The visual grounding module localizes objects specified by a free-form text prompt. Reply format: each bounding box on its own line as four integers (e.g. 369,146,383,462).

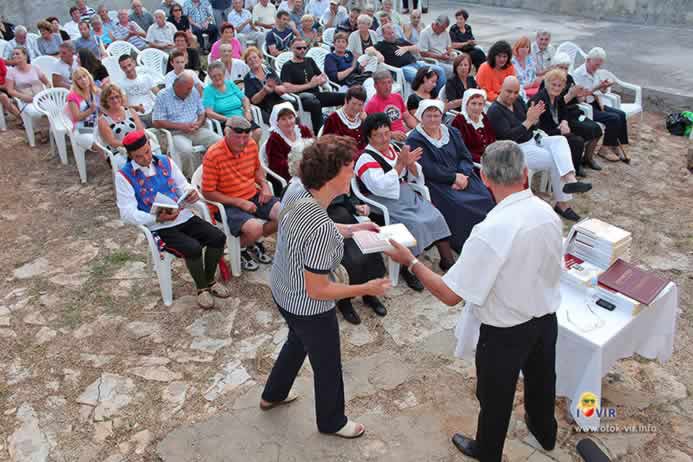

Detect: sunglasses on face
231,127,251,134
294,46,307,50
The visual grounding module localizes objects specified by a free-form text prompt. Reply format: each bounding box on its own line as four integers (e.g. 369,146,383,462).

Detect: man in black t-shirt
279,38,345,131
375,23,446,90
449,8,486,70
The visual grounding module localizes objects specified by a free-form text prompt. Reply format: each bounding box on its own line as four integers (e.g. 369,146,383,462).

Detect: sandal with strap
334,420,366,439
259,391,299,411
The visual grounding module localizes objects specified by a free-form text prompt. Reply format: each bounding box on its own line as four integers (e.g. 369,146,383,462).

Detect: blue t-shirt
202,80,245,117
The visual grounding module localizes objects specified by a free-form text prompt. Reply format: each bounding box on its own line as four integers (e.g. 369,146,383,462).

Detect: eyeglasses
294,46,307,50
231,127,251,134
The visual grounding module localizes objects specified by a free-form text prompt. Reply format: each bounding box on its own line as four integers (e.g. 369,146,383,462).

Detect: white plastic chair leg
73,146,88,183
53,130,69,164
22,114,36,147
229,235,241,277
388,257,400,287
158,253,174,306
0,110,6,131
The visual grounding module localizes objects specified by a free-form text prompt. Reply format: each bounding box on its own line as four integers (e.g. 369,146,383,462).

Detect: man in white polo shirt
146,9,178,51
418,14,454,75
386,140,562,462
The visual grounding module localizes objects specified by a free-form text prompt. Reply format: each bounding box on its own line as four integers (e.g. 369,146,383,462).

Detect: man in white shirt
146,10,178,50
63,6,83,40
3,26,40,63
320,0,347,28
52,42,78,89
386,140,562,462
118,54,160,124
115,130,231,309
252,0,277,31
228,0,265,48
531,30,555,77
418,15,454,74
306,0,330,20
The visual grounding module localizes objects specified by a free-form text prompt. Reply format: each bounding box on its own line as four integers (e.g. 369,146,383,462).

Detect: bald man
487,76,591,222
153,71,222,176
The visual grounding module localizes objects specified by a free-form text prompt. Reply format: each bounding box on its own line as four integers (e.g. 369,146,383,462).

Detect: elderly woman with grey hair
347,14,378,57
282,138,388,324
572,47,630,163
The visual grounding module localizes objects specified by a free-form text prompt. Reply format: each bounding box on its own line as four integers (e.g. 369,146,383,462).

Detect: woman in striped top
261,135,391,439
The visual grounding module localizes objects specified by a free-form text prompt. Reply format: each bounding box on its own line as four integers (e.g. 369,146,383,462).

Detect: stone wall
463,0,693,27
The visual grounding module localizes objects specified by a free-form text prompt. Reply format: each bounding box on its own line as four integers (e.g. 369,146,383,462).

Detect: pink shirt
6,65,45,91
209,38,243,61
364,92,407,133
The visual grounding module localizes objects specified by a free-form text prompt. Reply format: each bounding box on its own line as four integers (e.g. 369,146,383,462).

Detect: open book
352,223,417,254
149,190,193,216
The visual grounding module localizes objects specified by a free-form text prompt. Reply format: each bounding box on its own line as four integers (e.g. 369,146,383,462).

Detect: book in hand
352,223,417,254
597,258,669,306
149,190,193,216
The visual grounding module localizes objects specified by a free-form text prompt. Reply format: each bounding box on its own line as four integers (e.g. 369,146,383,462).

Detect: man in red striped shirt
202,116,279,271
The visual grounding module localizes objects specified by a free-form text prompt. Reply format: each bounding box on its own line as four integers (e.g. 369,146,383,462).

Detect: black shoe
554,205,581,222
524,413,556,451
562,181,592,194
451,433,481,459
363,295,387,316
400,268,424,292
337,299,361,325
583,157,602,170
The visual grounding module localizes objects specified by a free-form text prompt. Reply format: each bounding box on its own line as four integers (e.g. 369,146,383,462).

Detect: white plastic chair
306,47,341,91
599,69,644,139
555,42,587,72
0,40,7,60
382,63,410,100
32,88,69,160
191,166,242,277
273,51,294,75
259,141,288,191
137,48,168,78
102,56,126,83
322,27,336,47
32,56,59,84
107,40,140,59
263,41,278,69
61,116,94,183
349,148,431,287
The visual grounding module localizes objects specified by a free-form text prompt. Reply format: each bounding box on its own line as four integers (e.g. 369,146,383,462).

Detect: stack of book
562,253,604,289
596,259,669,316
565,218,632,269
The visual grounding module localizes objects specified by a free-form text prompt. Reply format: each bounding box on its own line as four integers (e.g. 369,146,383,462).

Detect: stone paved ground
1,110,691,461
0,116,691,459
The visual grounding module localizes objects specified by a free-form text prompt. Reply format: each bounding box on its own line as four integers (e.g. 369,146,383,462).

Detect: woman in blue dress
406,99,495,253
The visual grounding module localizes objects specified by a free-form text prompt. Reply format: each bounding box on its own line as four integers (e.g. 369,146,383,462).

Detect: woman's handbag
278,196,349,285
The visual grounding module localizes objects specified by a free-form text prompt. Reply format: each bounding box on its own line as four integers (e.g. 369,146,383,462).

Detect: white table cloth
453,282,678,430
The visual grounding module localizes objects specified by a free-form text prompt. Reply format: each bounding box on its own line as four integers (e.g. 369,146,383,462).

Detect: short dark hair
173,31,189,44
487,40,513,69
170,49,186,61
455,8,469,20
220,22,235,34
351,7,361,14
79,19,91,27
345,85,367,103
411,66,439,96
362,113,391,142
299,135,356,190
69,6,80,15
118,53,134,64
45,16,59,23
277,10,289,20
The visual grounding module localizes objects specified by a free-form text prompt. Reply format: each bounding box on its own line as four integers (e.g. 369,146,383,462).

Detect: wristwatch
407,257,419,273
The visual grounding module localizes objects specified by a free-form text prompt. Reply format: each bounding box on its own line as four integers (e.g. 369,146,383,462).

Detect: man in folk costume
115,131,231,309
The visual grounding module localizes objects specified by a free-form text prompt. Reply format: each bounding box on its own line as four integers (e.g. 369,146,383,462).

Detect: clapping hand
398,145,422,167
526,101,545,125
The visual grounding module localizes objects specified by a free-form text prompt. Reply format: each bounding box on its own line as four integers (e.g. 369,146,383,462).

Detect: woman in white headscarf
451,89,497,164
406,99,495,253
265,101,314,183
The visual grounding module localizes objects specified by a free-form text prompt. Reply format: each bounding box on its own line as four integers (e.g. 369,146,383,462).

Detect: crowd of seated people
0,0,639,309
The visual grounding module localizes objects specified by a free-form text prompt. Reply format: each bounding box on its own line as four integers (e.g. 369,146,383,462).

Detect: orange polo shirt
202,137,260,214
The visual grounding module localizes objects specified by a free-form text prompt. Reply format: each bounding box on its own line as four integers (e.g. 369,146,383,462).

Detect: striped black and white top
271,180,344,316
